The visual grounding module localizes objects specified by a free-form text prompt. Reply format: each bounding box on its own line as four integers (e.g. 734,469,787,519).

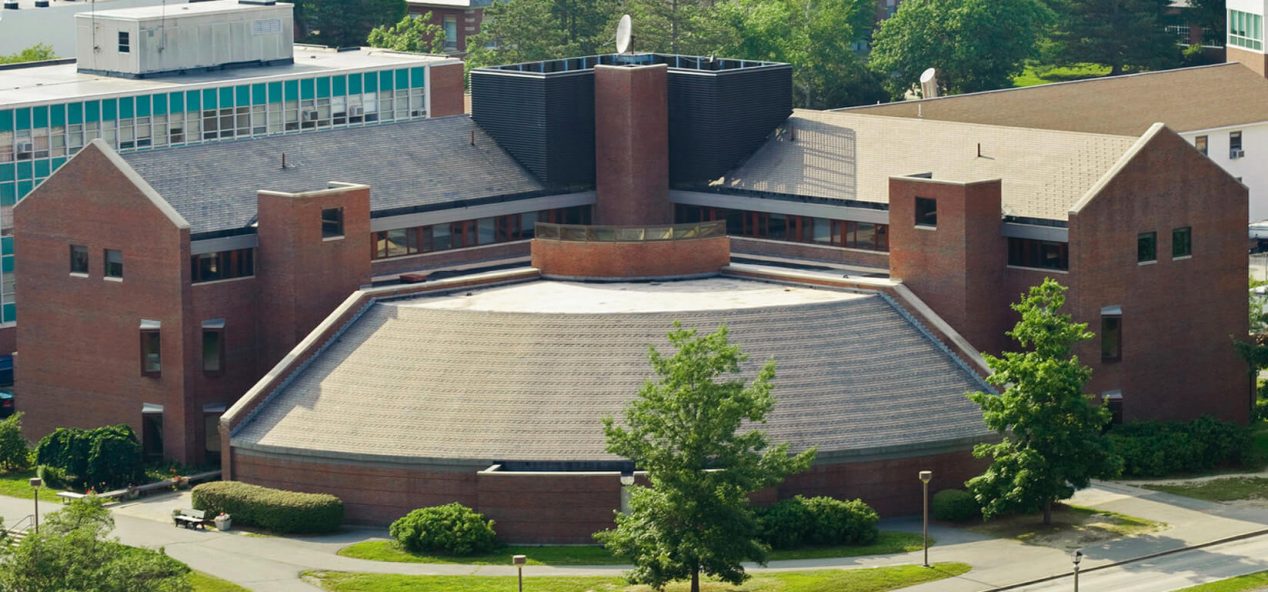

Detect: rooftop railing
535,221,726,242
477,53,788,75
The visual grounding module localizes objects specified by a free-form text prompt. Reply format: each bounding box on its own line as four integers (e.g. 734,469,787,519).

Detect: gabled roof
121,117,548,236
716,110,1137,221
840,63,1268,135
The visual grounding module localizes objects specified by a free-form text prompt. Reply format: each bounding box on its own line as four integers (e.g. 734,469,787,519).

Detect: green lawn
1144,477,1268,502
190,571,251,592
306,562,971,592
337,531,925,566
1175,570,1268,591
1013,63,1110,87
0,469,64,503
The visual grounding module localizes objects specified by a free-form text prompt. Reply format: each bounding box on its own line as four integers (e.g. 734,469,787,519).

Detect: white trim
1070,123,1167,216
68,272,89,279
1172,255,1192,261
104,276,123,283
1138,260,1157,266
1006,265,1069,275
191,275,255,287
1101,305,1122,316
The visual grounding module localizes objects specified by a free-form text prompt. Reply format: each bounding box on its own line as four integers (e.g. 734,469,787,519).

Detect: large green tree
0,498,192,591
466,0,618,68
869,0,1052,97
293,0,407,48
1047,0,1180,75
0,44,57,65
967,279,1122,525
368,13,446,54
597,324,815,592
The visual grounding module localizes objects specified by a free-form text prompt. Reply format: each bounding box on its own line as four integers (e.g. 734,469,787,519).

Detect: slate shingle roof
232,285,993,465
718,110,1137,221
121,117,547,236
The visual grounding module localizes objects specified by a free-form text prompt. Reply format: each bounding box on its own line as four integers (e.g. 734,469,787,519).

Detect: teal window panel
395,69,409,89
50,157,66,172
170,92,185,113
34,160,49,178
411,67,425,88
4,303,15,324
379,70,393,90
14,108,30,130
152,94,166,115
349,73,362,94
316,76,330,98
69,102,84,125
332,75,346,96
251,83,266,104
268,81,283,103
119,96,134,119
84,101,99,123
0,110,10,133
284,79,298,100
0,165,12,182
301,78,315,100
188,90,202,111
365,72,378,91
137,95,151,117
1,237,11,255
235,85,249,105
220,86,233,107
0,184,12,205
203,89,217,109
33,106,48,129
2,256,12,273
17,180,33,199
50,104,65,127
102,99,117,121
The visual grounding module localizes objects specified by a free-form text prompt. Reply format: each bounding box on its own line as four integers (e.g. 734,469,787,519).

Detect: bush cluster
34,425,143,490
1109,416,1251,477
0,412,30,472
931,489,980,522
756,496,879,550
389,503,497,555
191,481,344,534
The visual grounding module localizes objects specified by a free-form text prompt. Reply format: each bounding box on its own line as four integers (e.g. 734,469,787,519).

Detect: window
1007,238,1069,270
190,249,255,283
1231,131,1244,158
1137,232,1156,263
140,322,161,377
1230,9,1263,50
914,197,937,228
202,322,224,375
443,16,459,51
69,245,88,275
1104,391,1124,425
1101,311,1122,363
1172,226,1192,258
321,208,344,239
104,249,124,279
118,31,130,53
1195,135,1208,156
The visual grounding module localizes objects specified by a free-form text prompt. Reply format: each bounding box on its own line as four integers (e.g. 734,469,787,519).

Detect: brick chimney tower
593,63,672,225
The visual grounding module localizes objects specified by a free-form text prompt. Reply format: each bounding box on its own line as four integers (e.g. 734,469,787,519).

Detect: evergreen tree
1048,0,1181,75
293,0,407,48
466,0,619,68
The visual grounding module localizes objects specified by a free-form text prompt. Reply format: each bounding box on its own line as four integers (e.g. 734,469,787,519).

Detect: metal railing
534,221,726,242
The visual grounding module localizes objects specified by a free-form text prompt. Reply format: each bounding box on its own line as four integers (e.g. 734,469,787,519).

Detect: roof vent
34,0,48,6
2,1,18,9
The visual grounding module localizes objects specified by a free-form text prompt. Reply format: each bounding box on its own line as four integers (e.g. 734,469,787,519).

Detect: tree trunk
1110,63,1123,76
691,567,700,592
1043,499,1052,526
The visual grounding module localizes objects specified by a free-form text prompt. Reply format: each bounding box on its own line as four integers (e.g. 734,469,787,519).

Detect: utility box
75,0,293,78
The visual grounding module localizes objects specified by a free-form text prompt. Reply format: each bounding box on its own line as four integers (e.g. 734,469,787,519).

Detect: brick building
406,0,490,55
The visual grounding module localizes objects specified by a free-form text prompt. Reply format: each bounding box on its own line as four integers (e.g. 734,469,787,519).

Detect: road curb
982,528,1268,591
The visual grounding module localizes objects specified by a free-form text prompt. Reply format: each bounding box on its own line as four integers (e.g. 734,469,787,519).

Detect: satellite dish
616,14,632,54
919,67,939,98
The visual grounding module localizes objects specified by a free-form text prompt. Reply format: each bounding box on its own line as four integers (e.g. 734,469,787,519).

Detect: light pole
619,472,635,514
1072,549,1083,592
918,470,932,568
513,554,526,592
29,476,42,534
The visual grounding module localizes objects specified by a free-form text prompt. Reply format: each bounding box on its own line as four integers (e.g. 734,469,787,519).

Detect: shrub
37,464,71,489
1255,396,1268,423
35,427,92,481
757,496,879,549
0,412,30,472
192,481,343,534
757,498,814,550
1110,417,1252,477
85,425,143,490
389,503,497,555
931,489,980,522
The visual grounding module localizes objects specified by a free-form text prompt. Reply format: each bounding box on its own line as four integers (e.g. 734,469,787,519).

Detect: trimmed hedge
1109,416,1251,477
931,489,980,522
389,503,497,555
757,496,879,549
191,481,343,534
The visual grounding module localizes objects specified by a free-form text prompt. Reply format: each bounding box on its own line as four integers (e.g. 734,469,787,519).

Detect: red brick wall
476,472,621,544
429,62,466,118
406,5,484,54
532,236,730,279
371,241,529,277
1227,47,1268,78
1068,129,1250,423
0,326,15,357
730,237,890,270
256,185,371,367
594,65,672,226
889,178,1010,354
186,277,263,462
782,450,987,516
14,142,195,460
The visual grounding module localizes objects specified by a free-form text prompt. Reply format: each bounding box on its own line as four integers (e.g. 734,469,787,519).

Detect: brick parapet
531,235,730,279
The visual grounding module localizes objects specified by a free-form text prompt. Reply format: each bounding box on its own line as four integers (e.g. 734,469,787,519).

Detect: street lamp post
29,476,42,534
918,470,932,568
513,554,527,592
1072,549,1083,592
619,472,635,514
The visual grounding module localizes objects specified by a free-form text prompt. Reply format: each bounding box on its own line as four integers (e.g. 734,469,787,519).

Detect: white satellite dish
919,67,939,98
616,14,632,54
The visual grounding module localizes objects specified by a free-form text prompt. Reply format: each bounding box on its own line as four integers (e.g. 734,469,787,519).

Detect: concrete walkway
1,479,1265,591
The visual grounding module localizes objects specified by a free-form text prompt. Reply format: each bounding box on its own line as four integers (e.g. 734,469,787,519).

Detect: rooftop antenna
615,14,632,54
919,67,939,99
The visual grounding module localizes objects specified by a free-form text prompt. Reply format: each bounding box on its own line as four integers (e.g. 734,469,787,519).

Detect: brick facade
405,4,485,55
532,235,730,279
594,65,672,226
428,63,466,118
1228,46,1268,78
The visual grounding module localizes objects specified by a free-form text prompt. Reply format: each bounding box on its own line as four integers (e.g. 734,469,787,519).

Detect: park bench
56,489,129,504
173,509,207,529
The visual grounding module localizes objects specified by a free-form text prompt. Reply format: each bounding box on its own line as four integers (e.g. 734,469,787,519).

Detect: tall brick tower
593,64,672,225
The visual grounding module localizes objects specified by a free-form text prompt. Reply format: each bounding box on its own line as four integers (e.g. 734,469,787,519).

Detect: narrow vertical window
202,320,225,375
1137,232,1156,263
1101,310,1122,363
118,31,130,53
140,321,161,377
1172,226,1192,258
104,249,124,278
321,207,344,239
1194,135,1208,156
69,244,89,275
1231,131,1244,158
914,197,937,228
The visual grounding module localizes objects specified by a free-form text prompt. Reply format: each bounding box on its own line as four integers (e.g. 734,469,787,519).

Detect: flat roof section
0,46,454,108
85,0,286,19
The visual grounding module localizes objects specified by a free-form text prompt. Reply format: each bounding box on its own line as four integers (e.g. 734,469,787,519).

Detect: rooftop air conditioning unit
349,106,364,117
303,110,319,122
1232,149,1246,159
15,142,33,156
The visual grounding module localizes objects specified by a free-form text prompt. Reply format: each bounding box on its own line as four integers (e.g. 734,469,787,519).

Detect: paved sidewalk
1,479,1265,591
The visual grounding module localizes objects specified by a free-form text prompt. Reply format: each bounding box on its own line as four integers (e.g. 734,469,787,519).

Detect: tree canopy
869,0,1053,98
597,323,815,592
0,44,57,65
966,279,1122,524
368,13,446,54
1046,0,1180,75
293,0,406,48
466,0,617,68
